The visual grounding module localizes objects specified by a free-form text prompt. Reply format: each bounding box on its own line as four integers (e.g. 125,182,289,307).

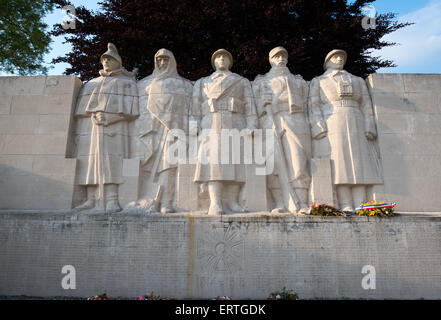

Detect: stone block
0,155,34,176
1,213,441,299
0,158,77,210
403,92,441,114
412,113,441,134
32,156,78,176
11,94,76,115
0,134,34,155
378,133,441,156
377,112,441,135
371,92,417,114
376,113,416,135
0,77,17,96
403,74,441,92
380,155,440,179
44,76,83,96
382,177,441,212
0,196,65,210
0,95,12,114
0,135,68,156
10,95,46,114
13,76,47,95
0,115,39,134
366,74,405,93
310,158,334,206
37,115,70,135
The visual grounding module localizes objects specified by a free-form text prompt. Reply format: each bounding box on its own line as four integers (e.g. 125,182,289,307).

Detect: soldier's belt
208,98,244,113
327,100,359,108
272,103,304,114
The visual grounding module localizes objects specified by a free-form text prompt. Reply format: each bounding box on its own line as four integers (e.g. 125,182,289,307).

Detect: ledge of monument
1,210,441,222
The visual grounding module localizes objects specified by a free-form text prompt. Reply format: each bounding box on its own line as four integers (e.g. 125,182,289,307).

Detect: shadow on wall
0,162,76,210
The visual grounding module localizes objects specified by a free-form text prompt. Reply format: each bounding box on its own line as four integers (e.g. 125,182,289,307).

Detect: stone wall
367,74,441,212
0,212,440,299
1,74,441,212
0,76,82,210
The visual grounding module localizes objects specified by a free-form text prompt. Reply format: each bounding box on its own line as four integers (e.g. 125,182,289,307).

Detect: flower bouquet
267,287,299,300
306,203,346,216
138,292,173,300
355,201,397,217
213,296,233,300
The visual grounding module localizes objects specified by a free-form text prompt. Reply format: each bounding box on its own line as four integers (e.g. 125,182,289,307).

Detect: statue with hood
136,48,193,214
73,43,139,213
191,49,258,216
309,49,383,212
252,46,320,214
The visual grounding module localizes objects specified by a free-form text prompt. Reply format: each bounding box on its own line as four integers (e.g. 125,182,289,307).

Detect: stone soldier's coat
137,49,193,174
253,67,312,189
309,69,382,185
192,70,258,183
74,69,139,185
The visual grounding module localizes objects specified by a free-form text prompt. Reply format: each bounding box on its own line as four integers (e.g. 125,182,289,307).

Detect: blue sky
25,0,441,75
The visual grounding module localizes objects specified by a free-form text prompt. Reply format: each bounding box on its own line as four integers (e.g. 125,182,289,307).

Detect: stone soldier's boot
74,186,96,211
105,184,122,213
270,187,286,214
208,182,224,215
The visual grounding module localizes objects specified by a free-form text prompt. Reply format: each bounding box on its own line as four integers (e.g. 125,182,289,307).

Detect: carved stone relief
71,45,383,214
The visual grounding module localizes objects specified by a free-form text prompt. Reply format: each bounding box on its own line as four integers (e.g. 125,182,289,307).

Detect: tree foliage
51,0,410,82
0,0,54,75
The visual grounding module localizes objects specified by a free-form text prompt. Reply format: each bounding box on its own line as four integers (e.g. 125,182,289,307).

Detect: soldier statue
74,43,139,213
191,49,258,215
136,48,193,213
309,49,382,211
253,47,321,213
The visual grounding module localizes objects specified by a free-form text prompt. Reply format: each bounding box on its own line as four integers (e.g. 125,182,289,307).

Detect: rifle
93,113,106,211
265,101,301,213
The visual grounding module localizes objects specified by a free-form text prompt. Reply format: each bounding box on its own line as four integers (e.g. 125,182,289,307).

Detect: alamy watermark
361,5,377,30
164,121,275,176
61,265,76,290
361,265,376,290
61,5,76,30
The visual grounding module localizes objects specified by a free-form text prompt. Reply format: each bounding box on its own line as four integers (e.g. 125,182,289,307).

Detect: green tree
52,0,410,81
0,0,54,75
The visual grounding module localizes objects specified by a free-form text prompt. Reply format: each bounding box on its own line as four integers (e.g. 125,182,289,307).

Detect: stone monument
1,44,441,300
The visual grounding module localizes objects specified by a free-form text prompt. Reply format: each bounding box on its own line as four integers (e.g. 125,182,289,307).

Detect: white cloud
374,0,441,71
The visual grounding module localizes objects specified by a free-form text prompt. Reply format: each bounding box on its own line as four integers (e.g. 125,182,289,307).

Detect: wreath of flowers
307,203,346,216
355,201,397,217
